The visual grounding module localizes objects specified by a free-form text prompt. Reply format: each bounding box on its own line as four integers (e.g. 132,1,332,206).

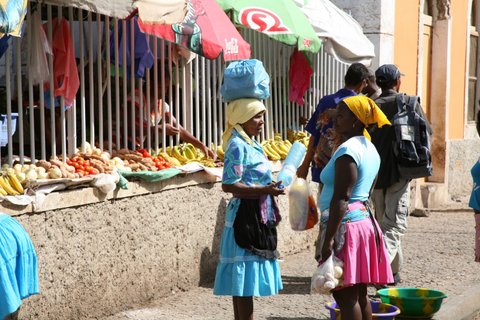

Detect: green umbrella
217,0,322,53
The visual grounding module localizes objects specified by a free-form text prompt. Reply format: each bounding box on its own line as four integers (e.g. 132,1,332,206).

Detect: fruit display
0,171,24,196
287,128,310,147
165,143,217,167
261,135,293,161
110,149,172,172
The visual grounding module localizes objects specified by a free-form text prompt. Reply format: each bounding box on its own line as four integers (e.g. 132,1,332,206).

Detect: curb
435,284,480,320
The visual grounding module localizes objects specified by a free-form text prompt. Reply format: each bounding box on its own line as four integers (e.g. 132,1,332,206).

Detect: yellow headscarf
222,98,266,151
342,96,391,140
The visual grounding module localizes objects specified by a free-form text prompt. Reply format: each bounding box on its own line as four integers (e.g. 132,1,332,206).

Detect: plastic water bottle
276,141,307,188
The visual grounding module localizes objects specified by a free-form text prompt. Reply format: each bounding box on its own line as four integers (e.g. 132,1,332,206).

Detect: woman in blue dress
0,213,39,320
469,110,480,262
213,98,285,320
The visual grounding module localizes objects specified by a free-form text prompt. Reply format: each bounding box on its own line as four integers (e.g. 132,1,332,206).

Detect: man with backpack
370,64,432,286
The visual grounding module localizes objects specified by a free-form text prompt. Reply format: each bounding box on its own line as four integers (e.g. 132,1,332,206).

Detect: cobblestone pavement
104,210,480,320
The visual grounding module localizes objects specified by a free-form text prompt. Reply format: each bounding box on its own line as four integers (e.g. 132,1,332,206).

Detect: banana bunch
215,145,225,161
0,173,24,196
261,139,292,161
158,151,182,167
167,143,201,165
198,158,216,168
287,128,308,142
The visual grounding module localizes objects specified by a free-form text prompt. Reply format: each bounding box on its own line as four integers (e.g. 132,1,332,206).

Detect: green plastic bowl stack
377,287,447,319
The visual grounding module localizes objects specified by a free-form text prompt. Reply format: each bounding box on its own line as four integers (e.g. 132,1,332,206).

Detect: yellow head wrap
341,96,391,140
222,98,266,151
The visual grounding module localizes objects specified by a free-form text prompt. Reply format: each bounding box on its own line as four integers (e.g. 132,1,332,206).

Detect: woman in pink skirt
317,96,393,319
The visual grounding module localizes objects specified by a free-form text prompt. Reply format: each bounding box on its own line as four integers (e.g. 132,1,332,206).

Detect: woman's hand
264,181,285,196
164,124,181,136
200,145,216,160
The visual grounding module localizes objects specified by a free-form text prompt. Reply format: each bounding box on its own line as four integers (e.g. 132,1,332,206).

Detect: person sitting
111,65,215,158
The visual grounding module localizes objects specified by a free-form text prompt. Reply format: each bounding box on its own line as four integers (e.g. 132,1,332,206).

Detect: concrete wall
448,138,480,201
331,0,395,68
13,178,317,319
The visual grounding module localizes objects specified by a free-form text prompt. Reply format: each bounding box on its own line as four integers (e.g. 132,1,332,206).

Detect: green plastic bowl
377,288,447,319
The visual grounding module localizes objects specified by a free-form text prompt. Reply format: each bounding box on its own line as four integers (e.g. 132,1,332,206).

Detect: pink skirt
336,218,393,286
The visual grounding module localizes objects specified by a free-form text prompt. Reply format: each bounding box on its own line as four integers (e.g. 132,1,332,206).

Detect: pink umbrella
137,0,251,61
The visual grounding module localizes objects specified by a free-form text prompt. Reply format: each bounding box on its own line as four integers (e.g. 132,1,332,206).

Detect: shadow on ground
279,275,312,295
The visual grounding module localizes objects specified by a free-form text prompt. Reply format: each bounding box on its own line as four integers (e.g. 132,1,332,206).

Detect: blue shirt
222,130,272,186
319,136,380,212
469,159,480,211
305,88,357,182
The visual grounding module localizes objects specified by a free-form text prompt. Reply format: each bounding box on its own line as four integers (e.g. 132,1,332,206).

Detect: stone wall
448,138,480,201
14,179,317,319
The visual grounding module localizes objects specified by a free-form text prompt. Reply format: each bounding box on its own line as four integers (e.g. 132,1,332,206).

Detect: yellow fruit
277,141,291,154
271,143,288,159
7,173,23,194
182,144,197,161
0,186,7,196
0,175,19,195
263,143,281,161
216,145,225,161
172,146,188,164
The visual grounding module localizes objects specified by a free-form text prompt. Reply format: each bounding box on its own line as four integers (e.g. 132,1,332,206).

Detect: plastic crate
0,113,18,147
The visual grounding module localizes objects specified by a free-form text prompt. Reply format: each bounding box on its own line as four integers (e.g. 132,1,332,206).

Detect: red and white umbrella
138,0,251,61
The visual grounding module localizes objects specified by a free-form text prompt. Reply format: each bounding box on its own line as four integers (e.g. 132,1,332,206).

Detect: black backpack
391,94,433,179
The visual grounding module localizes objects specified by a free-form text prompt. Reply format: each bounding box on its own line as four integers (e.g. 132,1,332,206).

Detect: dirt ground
104,210,480,320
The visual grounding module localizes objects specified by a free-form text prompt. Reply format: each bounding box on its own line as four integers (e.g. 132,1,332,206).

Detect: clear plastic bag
311,254,344,294
289,178,318,230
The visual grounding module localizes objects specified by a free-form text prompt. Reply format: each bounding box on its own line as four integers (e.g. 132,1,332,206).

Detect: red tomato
89,168,100,175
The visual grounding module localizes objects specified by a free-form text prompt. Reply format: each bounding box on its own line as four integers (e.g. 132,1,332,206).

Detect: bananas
286,129,309,147
215,145,225,161
166,143,205,165
7,173,24,194
261,139,292,161
158,151,182,167
0,174,21,195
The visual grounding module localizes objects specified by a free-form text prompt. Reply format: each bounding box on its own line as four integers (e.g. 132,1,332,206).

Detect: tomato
84,165,93,172
89,168,100,175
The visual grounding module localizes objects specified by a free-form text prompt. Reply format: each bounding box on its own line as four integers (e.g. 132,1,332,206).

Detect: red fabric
289,48,313,105
43,18,79,107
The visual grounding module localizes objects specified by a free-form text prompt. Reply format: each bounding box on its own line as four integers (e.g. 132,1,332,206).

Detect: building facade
333,0,480,205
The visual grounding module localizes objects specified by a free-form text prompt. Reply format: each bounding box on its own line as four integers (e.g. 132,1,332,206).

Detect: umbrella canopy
216,0,321,53
38,0,186,24
137,0,251,61
293,0,375,65
0,0,27,38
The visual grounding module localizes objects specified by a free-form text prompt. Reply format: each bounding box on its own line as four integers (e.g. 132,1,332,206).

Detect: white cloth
293,0,375,66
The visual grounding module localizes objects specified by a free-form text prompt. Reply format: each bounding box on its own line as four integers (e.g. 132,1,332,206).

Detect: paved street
104,209,480,320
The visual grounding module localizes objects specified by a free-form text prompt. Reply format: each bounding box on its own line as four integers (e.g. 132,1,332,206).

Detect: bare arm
321,155,357,260
165,114,215,159
222,181,285,197
296,135,316,179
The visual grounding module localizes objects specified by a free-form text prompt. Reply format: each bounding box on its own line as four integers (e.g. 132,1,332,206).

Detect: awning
293,0,375,66
37,0,187,24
